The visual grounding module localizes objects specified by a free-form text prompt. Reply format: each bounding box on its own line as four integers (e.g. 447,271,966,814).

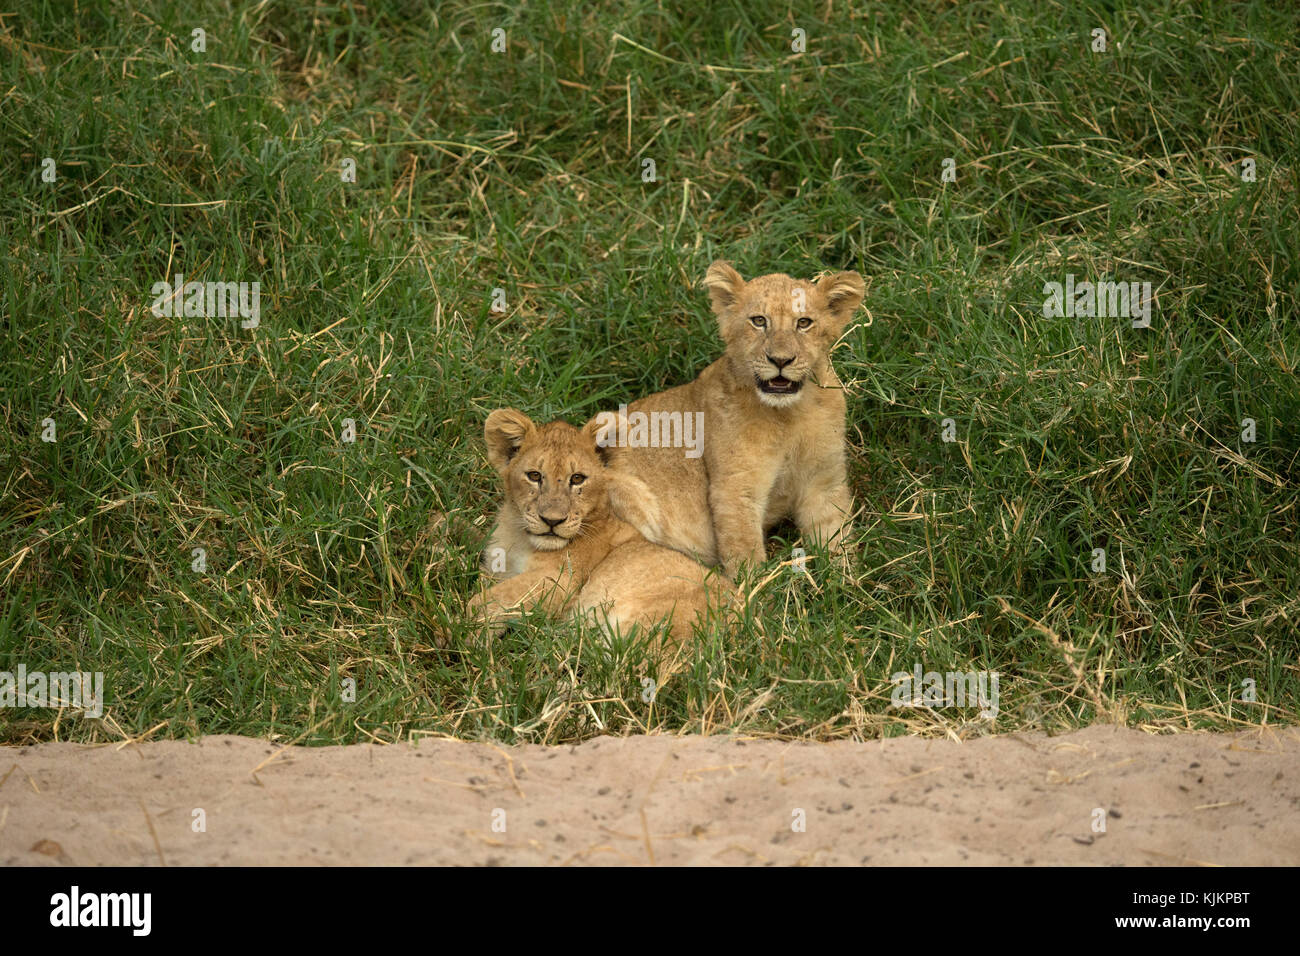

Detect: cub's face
484,411,608,552
703,261,865,409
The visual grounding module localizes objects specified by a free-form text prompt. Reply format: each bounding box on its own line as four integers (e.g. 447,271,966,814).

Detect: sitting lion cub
468,408,733,652
598,261,865,578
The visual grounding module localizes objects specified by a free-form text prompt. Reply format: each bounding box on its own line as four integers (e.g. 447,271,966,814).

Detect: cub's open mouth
757,375,802,395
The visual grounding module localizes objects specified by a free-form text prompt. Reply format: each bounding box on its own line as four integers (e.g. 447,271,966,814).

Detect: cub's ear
582,411,621,465
484,408,535,473
703,260,746,316
816,270,865,325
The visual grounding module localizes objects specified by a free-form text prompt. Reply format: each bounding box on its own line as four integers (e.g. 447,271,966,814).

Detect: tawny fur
602,260,865,578
469,409,734,655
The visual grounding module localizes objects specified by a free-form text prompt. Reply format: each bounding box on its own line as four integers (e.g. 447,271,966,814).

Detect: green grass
1,0,1296,747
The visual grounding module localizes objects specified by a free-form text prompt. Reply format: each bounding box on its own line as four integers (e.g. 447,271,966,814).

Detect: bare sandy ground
2,725,1296,866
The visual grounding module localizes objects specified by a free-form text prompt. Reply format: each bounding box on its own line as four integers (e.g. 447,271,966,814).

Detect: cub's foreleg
794,468,854,560
709,467,774,579
467,564,579,636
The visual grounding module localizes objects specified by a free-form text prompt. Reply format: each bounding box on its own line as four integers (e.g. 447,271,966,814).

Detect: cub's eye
570,474,587,486
525,471,542,483
796,317,813,330
749,315,767,330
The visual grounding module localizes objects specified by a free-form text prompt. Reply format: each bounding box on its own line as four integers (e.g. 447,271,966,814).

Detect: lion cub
599,261,865,578
468,408,733,652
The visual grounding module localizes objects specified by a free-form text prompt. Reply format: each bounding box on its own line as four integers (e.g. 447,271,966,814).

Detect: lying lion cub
598,261,865,578
468,408,734,652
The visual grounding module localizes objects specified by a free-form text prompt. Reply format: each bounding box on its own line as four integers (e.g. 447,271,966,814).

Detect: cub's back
575,537,734,647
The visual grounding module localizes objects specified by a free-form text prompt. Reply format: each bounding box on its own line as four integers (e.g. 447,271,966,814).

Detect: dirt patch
2,725,1296,866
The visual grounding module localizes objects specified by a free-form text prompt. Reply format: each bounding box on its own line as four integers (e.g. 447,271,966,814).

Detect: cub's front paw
831,542,854,575
465,593,508,639
721,551,765,584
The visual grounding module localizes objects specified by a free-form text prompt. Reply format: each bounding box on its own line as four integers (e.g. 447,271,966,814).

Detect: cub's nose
767,354,794,371
541,515,565,529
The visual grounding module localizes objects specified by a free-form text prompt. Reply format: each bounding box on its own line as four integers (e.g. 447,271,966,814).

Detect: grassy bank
1,0,1296,745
